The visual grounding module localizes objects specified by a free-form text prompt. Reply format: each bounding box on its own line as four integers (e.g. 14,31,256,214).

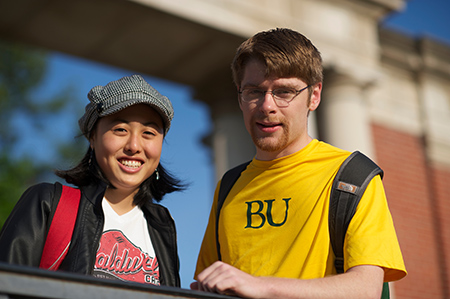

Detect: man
191,28,406,298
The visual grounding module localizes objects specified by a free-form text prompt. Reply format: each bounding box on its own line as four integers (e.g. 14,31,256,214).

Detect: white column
213,112,255,180
308,110,319,140
319,72,375,158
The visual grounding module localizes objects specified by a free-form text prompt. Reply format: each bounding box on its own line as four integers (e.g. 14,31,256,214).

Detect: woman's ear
88,130,95,148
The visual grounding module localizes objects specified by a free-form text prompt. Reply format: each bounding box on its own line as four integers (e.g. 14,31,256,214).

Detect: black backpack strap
328,151,390,298
215,161,251,261
329,151,384,274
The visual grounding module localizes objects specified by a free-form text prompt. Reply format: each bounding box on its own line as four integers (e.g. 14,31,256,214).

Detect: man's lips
256,121,282,133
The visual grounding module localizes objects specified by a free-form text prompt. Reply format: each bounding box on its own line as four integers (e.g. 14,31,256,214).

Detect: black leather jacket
0,182,180,287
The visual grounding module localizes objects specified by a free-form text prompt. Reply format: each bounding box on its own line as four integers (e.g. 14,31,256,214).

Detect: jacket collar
81,181,107,209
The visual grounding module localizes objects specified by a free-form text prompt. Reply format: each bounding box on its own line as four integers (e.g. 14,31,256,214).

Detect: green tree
0,40,84,227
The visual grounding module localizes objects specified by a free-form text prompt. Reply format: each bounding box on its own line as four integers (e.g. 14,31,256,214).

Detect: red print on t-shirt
93,230,160,285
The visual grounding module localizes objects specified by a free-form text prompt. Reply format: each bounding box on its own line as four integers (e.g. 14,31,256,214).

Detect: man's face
238,59,321,161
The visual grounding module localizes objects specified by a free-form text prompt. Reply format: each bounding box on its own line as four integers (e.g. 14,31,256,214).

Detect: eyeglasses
239,85,311,107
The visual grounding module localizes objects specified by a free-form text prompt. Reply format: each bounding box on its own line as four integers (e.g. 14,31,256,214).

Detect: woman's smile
119,159,143,171
91,104,164,193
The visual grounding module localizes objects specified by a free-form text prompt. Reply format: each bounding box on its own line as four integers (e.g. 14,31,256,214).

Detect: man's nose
259,91,277,112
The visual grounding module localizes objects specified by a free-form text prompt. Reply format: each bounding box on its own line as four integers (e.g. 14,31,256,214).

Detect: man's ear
308,83,322,112
237,85,244,111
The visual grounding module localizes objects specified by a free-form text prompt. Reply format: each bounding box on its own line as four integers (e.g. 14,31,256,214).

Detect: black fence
0,263,234,299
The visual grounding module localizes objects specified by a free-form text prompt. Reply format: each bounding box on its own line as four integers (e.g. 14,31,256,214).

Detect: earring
88,148,94,166
155,168,160,181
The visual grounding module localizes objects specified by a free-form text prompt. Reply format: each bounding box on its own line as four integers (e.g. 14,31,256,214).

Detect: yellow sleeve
193,181,221,279
344,175,407,282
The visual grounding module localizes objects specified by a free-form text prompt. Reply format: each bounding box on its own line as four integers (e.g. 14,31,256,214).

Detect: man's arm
191,261,384,299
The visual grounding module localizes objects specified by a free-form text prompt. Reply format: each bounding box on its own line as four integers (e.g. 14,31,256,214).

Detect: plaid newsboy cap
78,74,174,138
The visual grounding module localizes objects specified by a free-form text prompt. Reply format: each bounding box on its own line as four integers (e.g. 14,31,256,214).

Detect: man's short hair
231,28,323,88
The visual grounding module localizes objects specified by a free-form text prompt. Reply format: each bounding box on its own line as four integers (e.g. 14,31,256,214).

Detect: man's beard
250,124,290,153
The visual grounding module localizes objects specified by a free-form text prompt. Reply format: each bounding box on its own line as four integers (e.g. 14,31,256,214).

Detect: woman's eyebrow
108,118,160,127
143,121,162,128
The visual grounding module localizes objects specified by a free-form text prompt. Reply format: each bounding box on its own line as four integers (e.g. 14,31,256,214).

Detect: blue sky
12,0,450,289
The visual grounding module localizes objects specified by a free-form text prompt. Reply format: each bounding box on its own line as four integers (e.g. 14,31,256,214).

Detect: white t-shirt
93,199,160,285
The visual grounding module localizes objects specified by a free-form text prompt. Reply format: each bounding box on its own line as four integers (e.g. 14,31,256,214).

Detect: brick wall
372,124,449,299
430,165,450,295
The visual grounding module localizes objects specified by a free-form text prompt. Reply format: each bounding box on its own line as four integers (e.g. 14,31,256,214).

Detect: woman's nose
125,133,141,153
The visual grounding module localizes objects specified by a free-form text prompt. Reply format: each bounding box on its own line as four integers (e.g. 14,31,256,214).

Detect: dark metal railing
0,263,233,299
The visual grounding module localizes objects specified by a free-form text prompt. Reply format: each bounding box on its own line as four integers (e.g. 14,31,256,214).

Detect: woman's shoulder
19,182,65,206
23,182,62,195
4,182,64,225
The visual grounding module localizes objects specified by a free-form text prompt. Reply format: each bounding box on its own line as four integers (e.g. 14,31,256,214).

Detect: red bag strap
39,185,81,270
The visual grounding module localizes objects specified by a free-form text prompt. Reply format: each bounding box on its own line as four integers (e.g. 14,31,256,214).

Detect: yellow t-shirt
195,140,406,282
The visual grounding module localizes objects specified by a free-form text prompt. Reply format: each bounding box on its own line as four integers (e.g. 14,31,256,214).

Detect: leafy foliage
0,40,82,227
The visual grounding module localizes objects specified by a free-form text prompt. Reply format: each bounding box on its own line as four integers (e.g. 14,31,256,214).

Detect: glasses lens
273,88,296,100
241,89,263,102
273,88,296,107
240,87,303,107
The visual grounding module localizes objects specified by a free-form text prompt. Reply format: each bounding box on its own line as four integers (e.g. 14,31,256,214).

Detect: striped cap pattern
78,74,174,138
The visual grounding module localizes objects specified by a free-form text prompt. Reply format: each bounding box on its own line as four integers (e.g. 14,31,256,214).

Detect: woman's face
90,104,164,194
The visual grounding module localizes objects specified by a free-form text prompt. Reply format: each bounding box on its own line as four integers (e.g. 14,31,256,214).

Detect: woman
0,75,184,287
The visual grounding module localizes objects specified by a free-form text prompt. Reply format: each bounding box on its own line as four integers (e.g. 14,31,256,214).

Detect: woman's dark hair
55,147,185,207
